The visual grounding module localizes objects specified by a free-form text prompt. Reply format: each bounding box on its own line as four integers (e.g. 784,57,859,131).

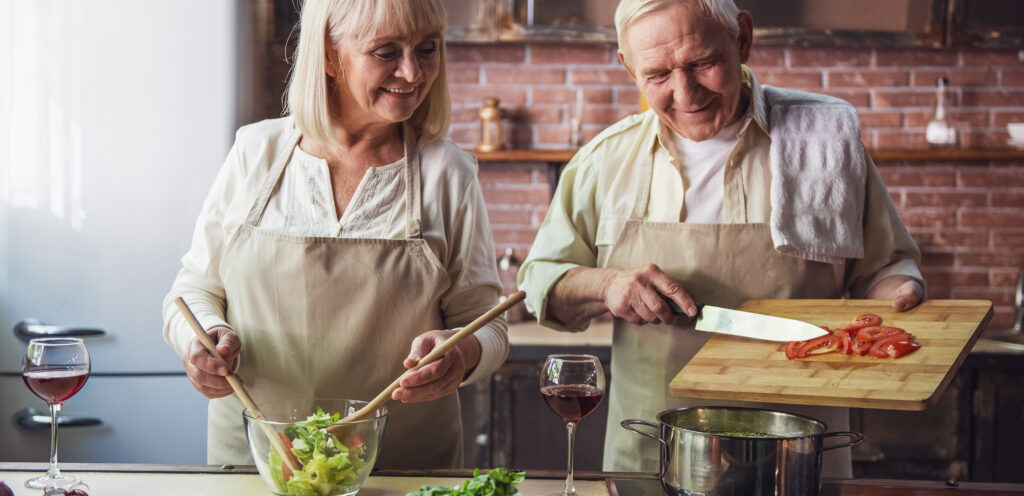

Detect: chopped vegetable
268,407,367,496
406,467,526,496
784,313,921,360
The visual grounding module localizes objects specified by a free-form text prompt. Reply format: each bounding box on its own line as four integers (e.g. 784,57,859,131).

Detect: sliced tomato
279,433,295,481
796,334,843,357
850,339,872,356
785,340,804,360
857,326,909,342
870,335,921,358
346,434,365,450
846,313,882,332
837,332,852,355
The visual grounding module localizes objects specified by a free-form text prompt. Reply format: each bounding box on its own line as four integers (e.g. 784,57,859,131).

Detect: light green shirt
518,69,924,331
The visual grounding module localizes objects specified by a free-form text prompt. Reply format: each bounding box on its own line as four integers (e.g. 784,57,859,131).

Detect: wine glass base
24,472,80,490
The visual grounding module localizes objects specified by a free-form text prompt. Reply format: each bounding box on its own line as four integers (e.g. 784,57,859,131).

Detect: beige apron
599,150,853,477
206,126,462,469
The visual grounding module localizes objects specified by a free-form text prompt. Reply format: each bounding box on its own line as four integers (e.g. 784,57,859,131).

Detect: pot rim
654,406,829,440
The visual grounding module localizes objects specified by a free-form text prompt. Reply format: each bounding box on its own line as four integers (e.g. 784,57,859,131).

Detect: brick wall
457,43,1024,328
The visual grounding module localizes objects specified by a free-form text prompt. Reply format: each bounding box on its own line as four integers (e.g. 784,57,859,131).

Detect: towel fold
764,86,866,264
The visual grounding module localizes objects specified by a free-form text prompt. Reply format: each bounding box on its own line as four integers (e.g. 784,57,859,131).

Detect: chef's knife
662,298,828,342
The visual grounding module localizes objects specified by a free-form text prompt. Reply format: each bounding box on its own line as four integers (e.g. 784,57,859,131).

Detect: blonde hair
615,0,741,65
285,0,451,147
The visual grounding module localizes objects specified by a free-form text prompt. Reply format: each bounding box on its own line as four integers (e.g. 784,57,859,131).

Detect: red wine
23,368,89,405
541,384,604,423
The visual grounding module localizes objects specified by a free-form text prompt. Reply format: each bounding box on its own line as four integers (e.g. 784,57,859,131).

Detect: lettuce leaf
268,407,366,496
406,468,526,496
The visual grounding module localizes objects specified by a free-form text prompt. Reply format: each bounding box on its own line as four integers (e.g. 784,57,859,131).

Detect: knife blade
662,298,828,342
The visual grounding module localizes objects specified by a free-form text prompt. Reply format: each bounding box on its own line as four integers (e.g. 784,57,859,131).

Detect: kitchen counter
3,463,1024,495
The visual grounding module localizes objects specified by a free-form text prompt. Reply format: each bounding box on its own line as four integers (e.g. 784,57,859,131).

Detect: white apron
599,150,853,477
206,126,462,468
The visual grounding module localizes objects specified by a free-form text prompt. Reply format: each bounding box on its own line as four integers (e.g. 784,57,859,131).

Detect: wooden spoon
326,290,525,440
173,297,301,472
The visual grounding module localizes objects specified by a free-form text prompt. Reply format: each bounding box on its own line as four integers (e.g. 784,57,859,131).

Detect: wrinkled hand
867,276,925,312
392,329,481,403
604,264,695,325
183,325,241,399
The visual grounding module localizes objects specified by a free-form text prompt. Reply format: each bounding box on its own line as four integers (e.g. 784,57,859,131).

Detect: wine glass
21,337,90,489
539,354,606,496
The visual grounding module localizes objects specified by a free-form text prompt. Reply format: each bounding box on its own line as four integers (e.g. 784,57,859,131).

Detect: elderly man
517,0,925,475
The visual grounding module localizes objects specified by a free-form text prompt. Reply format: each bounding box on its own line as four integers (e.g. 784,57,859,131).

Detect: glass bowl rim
242,398,389,426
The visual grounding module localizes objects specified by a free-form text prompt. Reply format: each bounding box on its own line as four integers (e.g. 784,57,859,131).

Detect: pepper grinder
477,97,505,152
926,76,957,147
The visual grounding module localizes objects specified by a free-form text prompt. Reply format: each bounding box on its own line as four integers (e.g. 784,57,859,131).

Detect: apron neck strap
629,138,657,221
402,123,423,239
246,125,302,226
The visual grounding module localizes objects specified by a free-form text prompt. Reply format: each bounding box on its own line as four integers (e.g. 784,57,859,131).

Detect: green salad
406,467,526,496
268,407,366,496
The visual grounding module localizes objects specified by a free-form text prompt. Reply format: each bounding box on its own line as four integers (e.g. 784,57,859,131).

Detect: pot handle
620,419,665,446
822,431,865,451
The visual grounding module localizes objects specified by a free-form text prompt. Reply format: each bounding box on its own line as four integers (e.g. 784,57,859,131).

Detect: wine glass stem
47,403,62,477
563,421,577,496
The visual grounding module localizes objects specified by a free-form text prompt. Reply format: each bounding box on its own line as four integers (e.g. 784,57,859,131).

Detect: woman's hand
867,275,925,312
183,325,241,399
392,329,481,403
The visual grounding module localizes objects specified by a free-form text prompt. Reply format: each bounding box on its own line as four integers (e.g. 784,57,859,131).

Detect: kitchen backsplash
455,44,1024,329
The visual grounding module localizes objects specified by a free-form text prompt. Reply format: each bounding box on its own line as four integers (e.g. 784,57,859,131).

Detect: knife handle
661,296,704,320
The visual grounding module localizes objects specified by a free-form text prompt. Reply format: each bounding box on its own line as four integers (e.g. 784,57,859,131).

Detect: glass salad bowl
244,399,388,496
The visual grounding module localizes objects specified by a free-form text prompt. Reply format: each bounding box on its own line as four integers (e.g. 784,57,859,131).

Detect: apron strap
629,134,657,221
245,126,302,226
403,123,423,239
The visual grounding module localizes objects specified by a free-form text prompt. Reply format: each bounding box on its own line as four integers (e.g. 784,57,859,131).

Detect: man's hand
392,329,481,403
603,264,696,325
867,275,925,312
183,325,240,399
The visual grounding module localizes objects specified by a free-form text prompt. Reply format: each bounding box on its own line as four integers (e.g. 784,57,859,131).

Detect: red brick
506,126,536,149
952,270,990,287
875,49,958,68
872,90,938,108
447,44,525,63
905,191,987,208
450,85,528,105
910,229,989,248
900,209,957,228
957,252,1024,268
533,206,551,224
530,44,613,64
820,90,870,108
486,66,566,85
449,126,476,147
992,191,1024,208
879,169,956,187
994,112,1024,126
746,47,785,68
959,169,1024,188
913,70,997,87
953,288,1015,306
507,106,562,125
926,285,953,299
582,105,635,126
961,210,1024,228
1002,71,1024,87
447,64,480,84
921,251,955,267
451,107,479,124
962,89,1024,107
989,310,1016,330
874,132,930,149
959,49,1022,67
570,68,633,85
960,131,1015,149
486,208,535,226
491,228,541,245
858,112,903,128
788,48,871,68
756,71,823,89
992,232,1024,249
532,87,613,105
991,269,1021,287
478,164,538,185
617,88,640,107
829,71,909,88
904,110,988,128
536,126,572,147
920,269,952,287
480,184,551,206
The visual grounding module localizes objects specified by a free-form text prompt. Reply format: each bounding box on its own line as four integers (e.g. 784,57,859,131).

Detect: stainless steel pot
622,407,863,496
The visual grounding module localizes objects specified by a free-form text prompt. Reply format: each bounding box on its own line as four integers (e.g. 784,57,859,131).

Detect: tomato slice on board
785,340,805,360
837,331,852,355
857,326,909,342
846,313,882,332
796,334,843,357
851,339,872,356
870,335,921,358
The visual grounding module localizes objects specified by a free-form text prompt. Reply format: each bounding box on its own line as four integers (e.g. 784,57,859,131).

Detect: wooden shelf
469,148,1024,163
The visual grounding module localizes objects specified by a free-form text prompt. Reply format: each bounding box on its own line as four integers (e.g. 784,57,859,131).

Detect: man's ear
737,11,753,64
618,49,638,84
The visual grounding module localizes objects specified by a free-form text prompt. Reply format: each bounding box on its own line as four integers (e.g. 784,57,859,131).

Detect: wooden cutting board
669,299,993,411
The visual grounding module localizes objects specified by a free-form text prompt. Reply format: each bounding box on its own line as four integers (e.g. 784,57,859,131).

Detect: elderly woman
161,0,507,468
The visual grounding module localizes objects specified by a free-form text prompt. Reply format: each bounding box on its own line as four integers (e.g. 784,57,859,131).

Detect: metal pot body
622,407,863,496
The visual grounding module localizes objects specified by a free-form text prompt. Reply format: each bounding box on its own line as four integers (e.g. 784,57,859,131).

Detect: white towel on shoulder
764,86,865,264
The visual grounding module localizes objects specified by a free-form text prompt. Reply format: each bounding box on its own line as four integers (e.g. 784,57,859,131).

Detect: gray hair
285,0,451,147
615,0,741,65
